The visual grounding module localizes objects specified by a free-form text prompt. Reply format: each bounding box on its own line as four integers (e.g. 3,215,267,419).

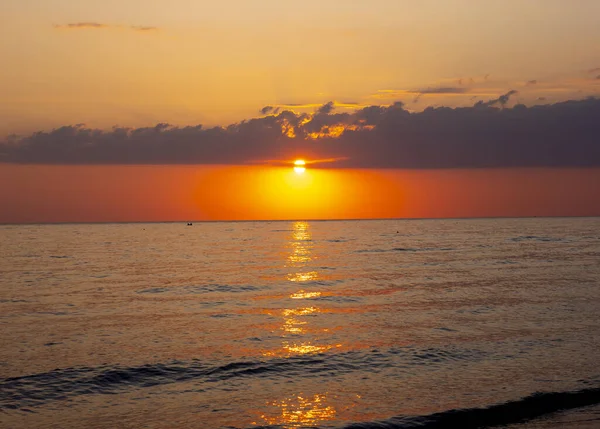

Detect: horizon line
2,214,599,226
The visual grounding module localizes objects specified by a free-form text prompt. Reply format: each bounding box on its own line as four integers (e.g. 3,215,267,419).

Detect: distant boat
187,222,193,226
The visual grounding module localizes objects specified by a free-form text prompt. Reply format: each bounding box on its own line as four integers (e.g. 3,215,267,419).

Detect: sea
1,218,600,429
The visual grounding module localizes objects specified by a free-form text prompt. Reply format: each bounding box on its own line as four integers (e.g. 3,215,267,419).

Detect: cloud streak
130,26,159,32
55,22,109,29
2,97,599,169
413,87,469,95
54,23,159,32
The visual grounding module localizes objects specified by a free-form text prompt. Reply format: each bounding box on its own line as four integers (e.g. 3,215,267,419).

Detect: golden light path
257,221,341,428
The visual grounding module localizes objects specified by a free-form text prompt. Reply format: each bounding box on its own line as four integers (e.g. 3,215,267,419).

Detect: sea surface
1,218,600,428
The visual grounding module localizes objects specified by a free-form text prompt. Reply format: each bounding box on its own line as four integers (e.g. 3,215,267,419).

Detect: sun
293,159,306,174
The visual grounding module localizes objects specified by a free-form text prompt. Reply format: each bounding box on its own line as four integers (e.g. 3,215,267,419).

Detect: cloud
372,70,598,108
130,26,158,32
597,75,600,80
497,90,518,105
410,87,469,103
414,87,469,95
588,67,600,74
261,101,362,113
317,101,335,114
2,97,600,169
55,22,109,29
260,106,275,115
474,90,518,107
54,23,159,32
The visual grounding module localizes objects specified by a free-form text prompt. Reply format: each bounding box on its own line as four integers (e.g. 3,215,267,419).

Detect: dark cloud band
2,98,599,169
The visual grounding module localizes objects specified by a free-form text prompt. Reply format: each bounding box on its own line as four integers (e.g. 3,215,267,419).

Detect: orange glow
195,166,405,221
1,165,600,223
294,160,306,166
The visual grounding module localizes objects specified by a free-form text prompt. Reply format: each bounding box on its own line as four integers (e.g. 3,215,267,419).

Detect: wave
342,387,600,428
4,355,599,428
0,346,484,410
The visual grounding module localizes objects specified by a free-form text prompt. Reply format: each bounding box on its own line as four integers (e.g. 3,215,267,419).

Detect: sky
1,0,600,222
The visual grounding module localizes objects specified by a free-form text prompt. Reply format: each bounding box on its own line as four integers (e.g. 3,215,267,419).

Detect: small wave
343,387,600,429
184,284,260,294
289,279,343,287
136,287,170,294
355,247,454,254
313,295,363,303
135,284,260,295
34,311,70,316
509,235,565,243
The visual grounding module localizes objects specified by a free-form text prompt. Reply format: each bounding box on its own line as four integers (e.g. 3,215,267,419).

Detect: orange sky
1,1,599,223
1,164,599,223
2,0,600,135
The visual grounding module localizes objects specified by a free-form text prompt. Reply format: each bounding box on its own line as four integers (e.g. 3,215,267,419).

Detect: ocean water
1,218,600,429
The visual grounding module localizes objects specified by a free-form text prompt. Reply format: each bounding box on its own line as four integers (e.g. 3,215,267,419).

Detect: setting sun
294,159,306,174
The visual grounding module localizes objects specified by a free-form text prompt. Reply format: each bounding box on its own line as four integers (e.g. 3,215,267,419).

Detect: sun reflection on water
261,221,343,358
287,271,319,282
282,307,318,317
256,222,342,427
283,342,340,354
286,222,313,268
258,393,336,428
290,290,321,299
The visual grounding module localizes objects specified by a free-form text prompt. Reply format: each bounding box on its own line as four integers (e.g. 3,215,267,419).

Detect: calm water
1,218,600,428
